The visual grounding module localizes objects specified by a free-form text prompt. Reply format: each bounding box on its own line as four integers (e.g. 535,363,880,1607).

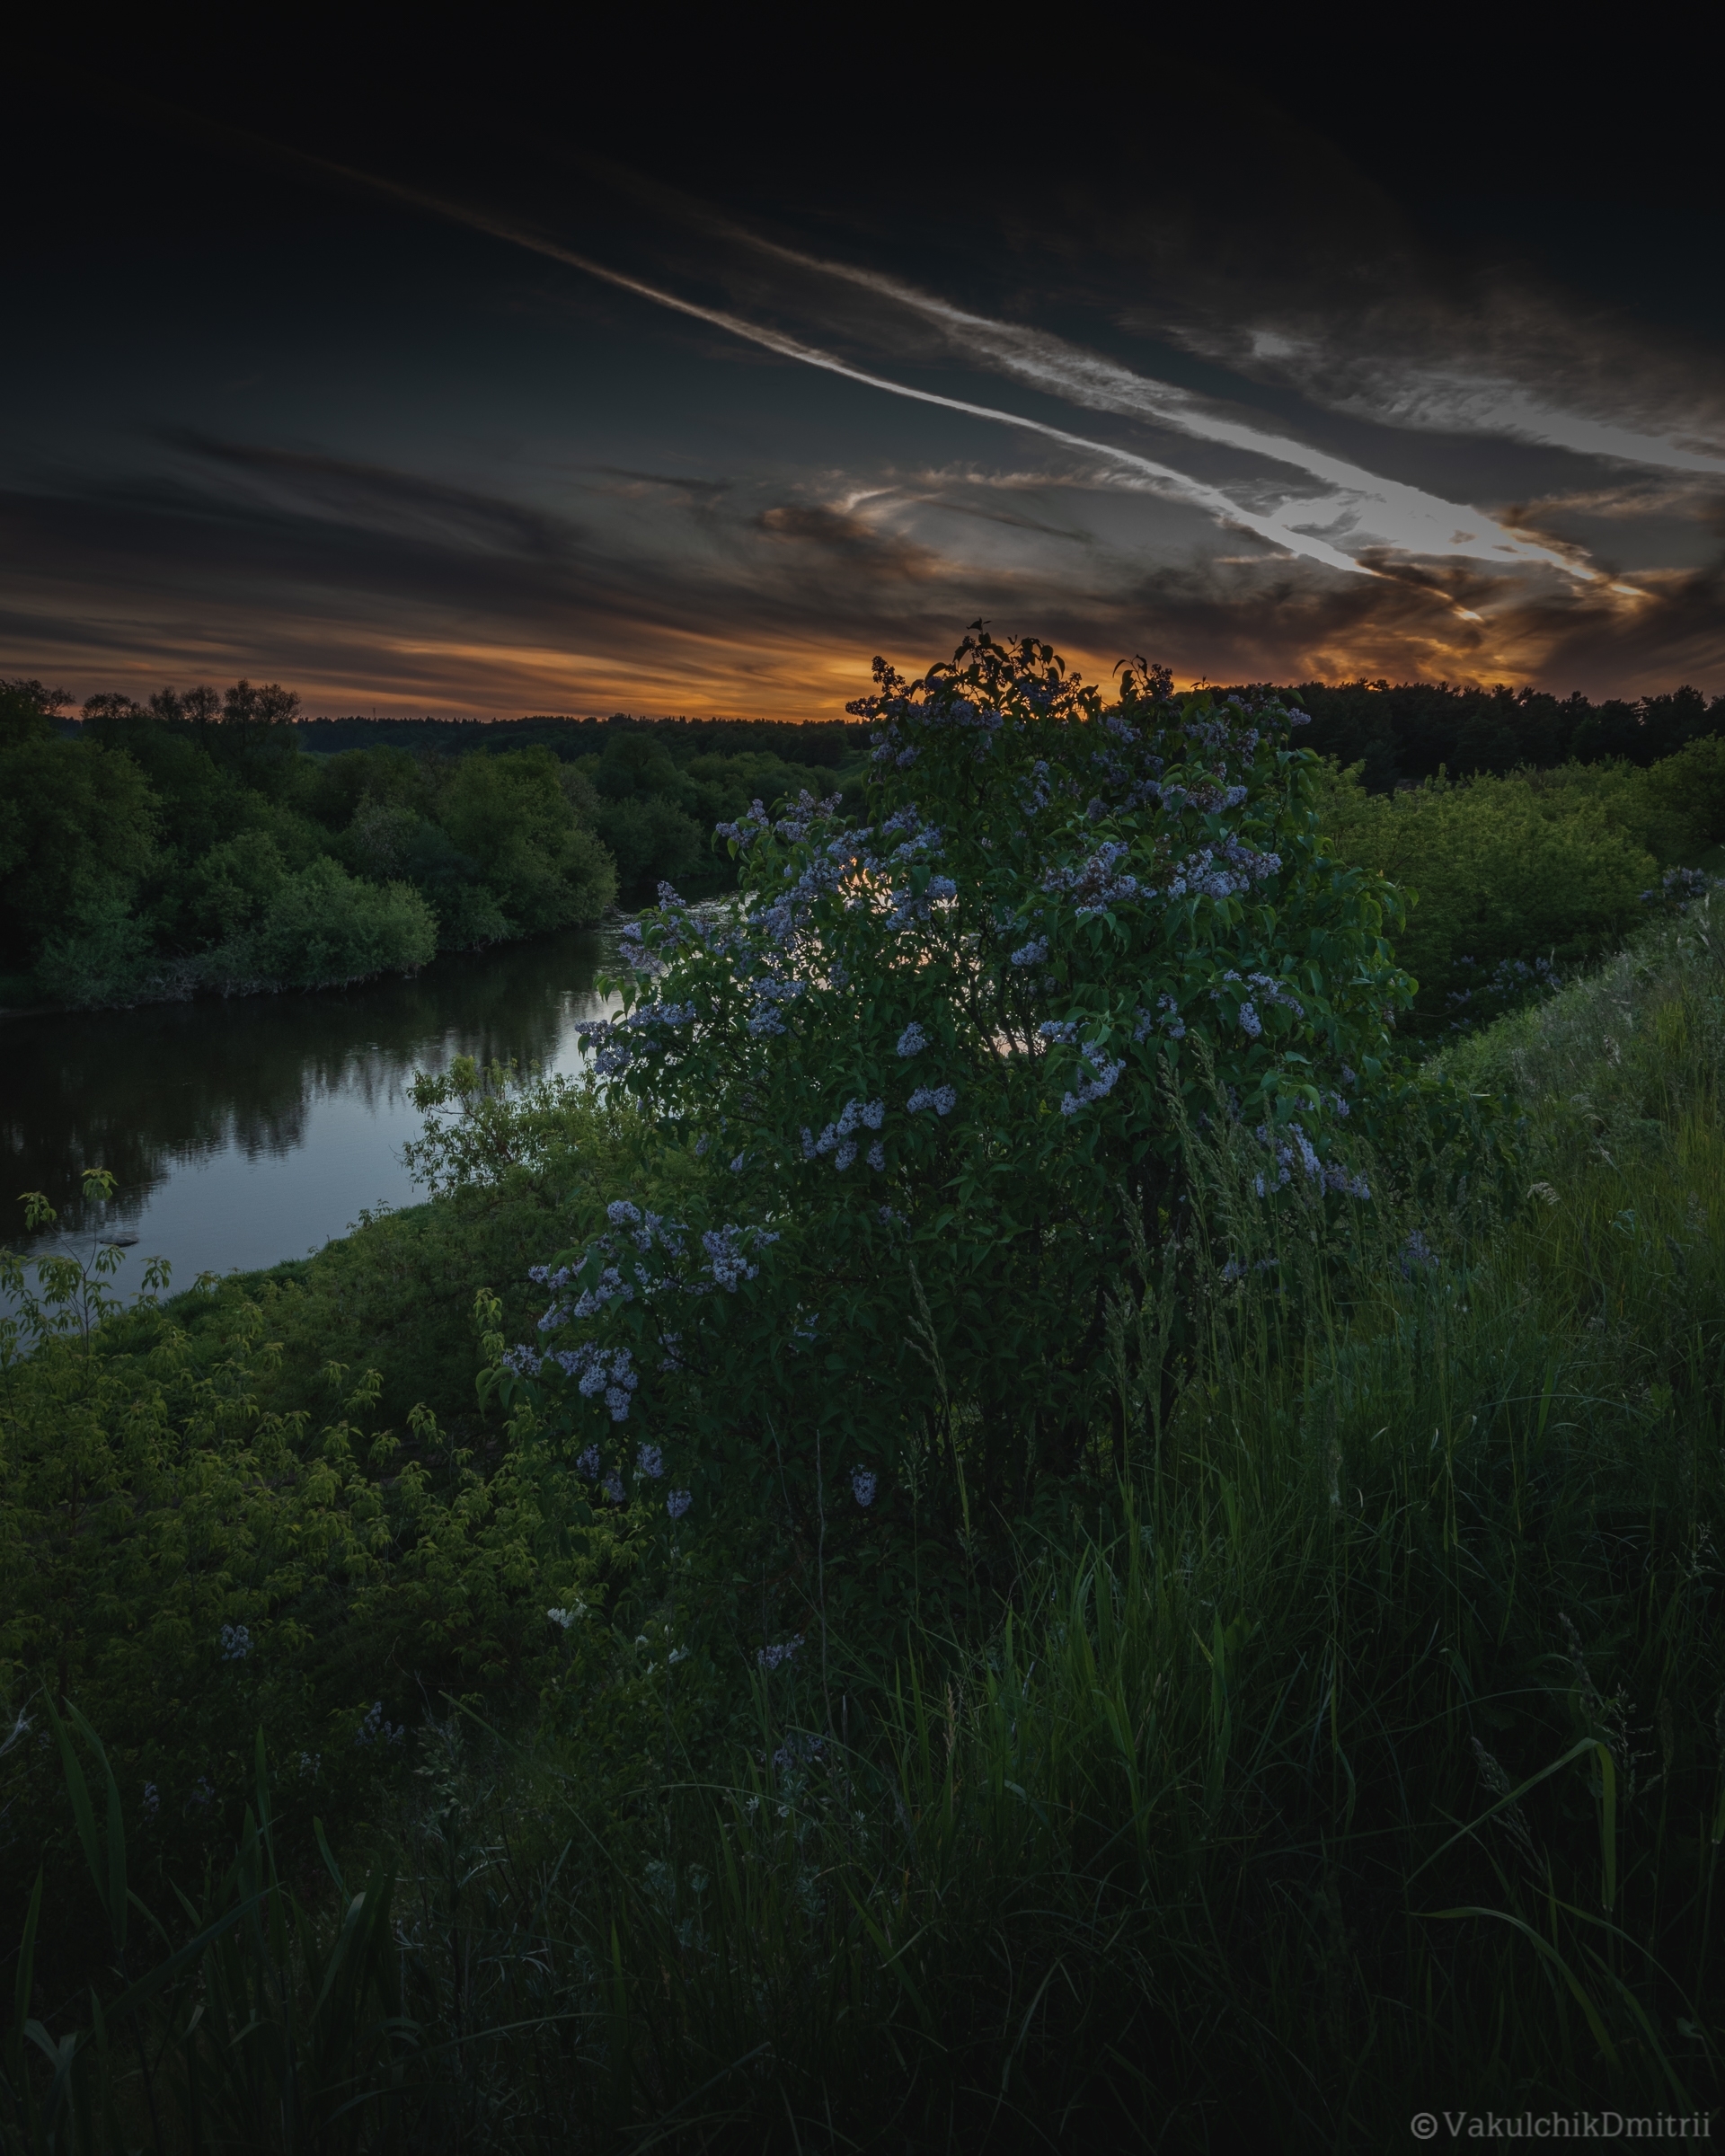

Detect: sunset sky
6,20,1721,719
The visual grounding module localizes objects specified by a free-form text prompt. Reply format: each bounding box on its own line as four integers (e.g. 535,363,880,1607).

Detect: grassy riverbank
4,670,1723,2143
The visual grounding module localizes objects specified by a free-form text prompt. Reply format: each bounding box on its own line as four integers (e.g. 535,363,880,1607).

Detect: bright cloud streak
712,227,1597,584
287,152,1373,579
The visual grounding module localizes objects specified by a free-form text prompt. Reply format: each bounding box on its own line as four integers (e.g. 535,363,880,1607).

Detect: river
2,924,628,1300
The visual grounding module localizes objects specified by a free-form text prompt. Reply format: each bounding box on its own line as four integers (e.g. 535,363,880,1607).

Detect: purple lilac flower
907,1084,958,1116
897,1021,928,1056
866,1139,885,1171
1060,1058,1125,1117
851,1468,878,1507
667,1489,693,1520
637,1443,665,1480
220,1623,251,1662
1402,1230,1436,1275
1010,934,1049,968
757,1635,805,1671
602,1471,626,1505
577,1445,601,1479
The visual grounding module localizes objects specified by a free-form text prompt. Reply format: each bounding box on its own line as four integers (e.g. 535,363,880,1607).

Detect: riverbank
4,898,1721,2144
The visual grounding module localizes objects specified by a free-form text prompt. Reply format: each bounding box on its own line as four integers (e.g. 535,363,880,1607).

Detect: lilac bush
496,628,1416,1529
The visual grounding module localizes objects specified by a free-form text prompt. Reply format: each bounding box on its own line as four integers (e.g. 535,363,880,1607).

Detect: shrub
494,631,1438,1610
205,857,438,991
1317,763,1657,1027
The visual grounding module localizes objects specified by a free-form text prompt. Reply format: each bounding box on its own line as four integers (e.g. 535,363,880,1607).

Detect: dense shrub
201,857,438,991
496,633,1450,1626
1317,762,1660,1028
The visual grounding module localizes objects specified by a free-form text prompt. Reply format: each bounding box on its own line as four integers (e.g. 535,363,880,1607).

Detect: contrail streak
701,222,1592,583
286,150,1373,579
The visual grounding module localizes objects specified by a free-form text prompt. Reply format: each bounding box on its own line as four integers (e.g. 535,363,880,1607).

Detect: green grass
6,903,1724,2150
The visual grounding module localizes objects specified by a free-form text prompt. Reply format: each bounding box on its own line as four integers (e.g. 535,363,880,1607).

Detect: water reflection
2,924,625,1290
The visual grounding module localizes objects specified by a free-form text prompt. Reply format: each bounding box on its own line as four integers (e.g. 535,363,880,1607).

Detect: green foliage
0,687,158,1000
505,632,1426,1577
434,748,616,939
0,1174,649,1913
1317,760,1662,1029
7,902,1724,2147
202,857,438,992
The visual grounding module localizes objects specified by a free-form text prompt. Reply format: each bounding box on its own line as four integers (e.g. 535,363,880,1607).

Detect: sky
5,19,1722,720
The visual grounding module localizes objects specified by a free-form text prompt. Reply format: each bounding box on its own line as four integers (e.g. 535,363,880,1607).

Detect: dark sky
6,16,1722,718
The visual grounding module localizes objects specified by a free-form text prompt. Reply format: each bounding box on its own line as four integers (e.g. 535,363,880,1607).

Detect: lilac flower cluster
576,1002,698,1078
745,976,806,1037
1251,1121,1369,1201
618,921,668,977
702,1223,773,1290
550,1341,641,1420
1017,760,1055,816
356,1701,405,1748
803,1096,886,1172
1642,865,1720,910
897,1021,928,1056
1037,1019,1079,1046
1212,969,1305,1040
1165,835,1280,903
773,1729,826,1772
851,1467,878,1507
1042,841,1141,921
1010,933,1049,968
1134,994,1186,1042
220,1623,252,1662
667,1488,693,1519
636,1442,665,1479
757,1635,805,1671
1060,1057,1125,1118
907,1083,958,1116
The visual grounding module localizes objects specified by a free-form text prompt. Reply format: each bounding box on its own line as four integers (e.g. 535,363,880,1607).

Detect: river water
2,924,627,1299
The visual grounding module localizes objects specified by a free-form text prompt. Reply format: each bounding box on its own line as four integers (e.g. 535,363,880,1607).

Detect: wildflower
356,1701,405,1747
757,1635,805,1671
1401,1229,1436,1275
190,1776,213,1807
142,1781,159,1818
667,1488,693,1520
851,1467,878,1507
637,1443,665,1480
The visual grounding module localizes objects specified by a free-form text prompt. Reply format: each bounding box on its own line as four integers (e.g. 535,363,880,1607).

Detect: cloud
5,424,1718,715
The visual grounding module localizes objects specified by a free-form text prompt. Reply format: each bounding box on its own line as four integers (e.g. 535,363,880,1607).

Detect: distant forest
273,676,1725,787
7,669,1721,1015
